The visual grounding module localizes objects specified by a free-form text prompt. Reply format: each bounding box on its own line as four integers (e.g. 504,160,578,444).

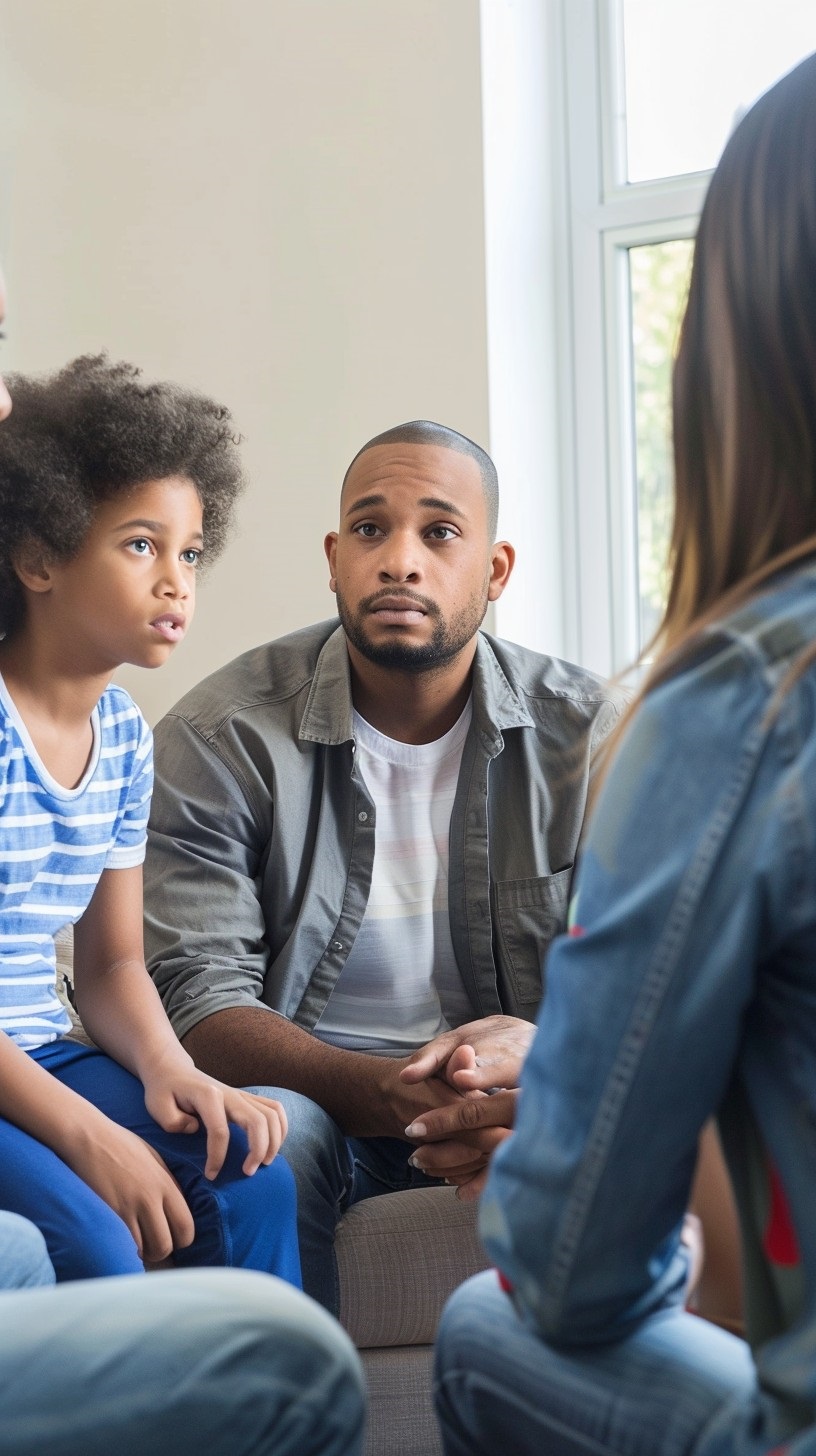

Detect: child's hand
64,1114,195,1263
143,1066,288,1181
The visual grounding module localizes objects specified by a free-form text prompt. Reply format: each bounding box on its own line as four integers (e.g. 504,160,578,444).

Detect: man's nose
379,531,419,580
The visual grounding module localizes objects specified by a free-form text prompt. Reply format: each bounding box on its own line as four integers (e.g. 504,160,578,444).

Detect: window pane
622,0,815,182
629,238,693,647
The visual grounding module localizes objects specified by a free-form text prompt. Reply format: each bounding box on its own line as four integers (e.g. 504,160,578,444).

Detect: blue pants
434,1270,757,1456
247,1086,441,1312
1,1039,301,1285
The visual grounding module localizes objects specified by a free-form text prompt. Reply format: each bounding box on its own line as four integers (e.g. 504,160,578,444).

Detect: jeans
435,1271,757,1456
0,1268,365,1456
0,1212,55,1289
247,1086,441,1313
2,1041,301,1284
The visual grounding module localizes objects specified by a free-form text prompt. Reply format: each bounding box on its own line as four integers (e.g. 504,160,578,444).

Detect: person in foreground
431,50,816,1456
0,299,363,1451
0,1242,363,1456
0,355,303,1283
0,1211,360,1456
144,417,623,1310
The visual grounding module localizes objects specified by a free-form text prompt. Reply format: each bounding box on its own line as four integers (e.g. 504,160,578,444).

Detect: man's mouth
150,614,186,643
367,596,429,626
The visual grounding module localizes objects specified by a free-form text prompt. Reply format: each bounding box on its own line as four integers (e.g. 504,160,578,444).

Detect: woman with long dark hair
434,50,816,1456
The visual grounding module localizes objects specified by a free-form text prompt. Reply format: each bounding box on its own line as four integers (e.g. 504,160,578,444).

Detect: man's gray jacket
144,620,623,1043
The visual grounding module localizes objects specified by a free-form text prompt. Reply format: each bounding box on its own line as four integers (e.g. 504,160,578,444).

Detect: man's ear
13,541,54,596
324,532,338,593
487,541,515,603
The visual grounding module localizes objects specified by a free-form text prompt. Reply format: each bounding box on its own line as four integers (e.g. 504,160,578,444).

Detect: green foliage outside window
630,237,694,646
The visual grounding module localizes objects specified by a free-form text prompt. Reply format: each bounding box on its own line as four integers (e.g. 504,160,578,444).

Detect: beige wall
0,0,489,723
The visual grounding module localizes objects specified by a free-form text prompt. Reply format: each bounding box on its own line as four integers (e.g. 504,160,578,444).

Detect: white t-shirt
314,699,476,1057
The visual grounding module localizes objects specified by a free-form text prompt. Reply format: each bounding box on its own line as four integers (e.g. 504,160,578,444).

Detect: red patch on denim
763,1162,800,1267
497,1270,513,1295
568,925,584,938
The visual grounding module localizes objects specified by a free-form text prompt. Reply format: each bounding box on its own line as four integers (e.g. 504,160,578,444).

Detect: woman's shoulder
715,562,816,671
648,567,816,721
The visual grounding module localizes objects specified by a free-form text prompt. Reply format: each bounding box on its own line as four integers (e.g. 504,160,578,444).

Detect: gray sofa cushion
337,1185,490,1349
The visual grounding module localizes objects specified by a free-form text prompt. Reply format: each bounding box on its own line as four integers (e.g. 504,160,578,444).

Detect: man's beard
336,586,488,673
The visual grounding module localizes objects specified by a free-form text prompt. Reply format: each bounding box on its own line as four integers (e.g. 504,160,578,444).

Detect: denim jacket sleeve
479,632,815,1345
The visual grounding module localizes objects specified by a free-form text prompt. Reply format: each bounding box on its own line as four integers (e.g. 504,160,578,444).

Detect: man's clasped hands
400,1014,531,1201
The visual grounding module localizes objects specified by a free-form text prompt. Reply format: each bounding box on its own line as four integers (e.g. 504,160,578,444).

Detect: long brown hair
604,53,816,767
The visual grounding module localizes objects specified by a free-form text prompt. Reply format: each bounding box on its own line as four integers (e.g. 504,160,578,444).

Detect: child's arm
73,865,288,1179
0,1026,195,1262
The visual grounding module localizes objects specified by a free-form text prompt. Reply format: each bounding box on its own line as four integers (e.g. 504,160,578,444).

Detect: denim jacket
144,620,621,1043
481,564,816,1456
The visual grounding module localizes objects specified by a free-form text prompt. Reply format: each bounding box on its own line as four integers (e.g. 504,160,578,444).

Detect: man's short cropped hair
343,420,499,540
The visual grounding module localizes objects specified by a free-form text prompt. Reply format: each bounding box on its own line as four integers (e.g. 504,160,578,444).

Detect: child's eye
181,548,201,566
127,538,153,556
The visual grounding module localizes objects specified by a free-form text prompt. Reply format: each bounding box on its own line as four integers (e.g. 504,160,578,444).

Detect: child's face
40,475,204,674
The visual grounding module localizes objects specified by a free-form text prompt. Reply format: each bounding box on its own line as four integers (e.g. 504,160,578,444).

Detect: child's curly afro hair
0,354,246,636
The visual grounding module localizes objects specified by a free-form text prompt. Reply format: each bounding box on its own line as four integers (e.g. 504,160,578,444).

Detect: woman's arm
480,663,779,1343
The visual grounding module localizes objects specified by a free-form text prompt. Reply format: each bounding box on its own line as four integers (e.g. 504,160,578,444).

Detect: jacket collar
297,626,534,748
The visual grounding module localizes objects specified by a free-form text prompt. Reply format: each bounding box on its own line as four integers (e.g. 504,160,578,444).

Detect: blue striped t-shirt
0,672,152,1049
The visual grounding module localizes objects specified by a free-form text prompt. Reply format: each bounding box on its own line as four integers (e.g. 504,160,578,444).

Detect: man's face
325,442,510,674
0,269,11,421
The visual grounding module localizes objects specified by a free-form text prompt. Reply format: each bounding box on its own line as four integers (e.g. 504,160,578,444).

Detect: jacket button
357,810,368,822
331,940,343,951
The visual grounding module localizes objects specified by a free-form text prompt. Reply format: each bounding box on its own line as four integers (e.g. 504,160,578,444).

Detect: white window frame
483,0,709,677
570,0,708,672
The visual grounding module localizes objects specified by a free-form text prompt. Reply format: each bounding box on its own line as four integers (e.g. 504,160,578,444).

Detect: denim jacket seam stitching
542,715,770,1325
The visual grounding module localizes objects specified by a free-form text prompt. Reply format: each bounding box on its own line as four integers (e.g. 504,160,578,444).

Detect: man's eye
181,548,201,566
427,526,456,540
354,523,381,538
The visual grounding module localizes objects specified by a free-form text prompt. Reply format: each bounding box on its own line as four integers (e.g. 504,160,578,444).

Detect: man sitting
144,420,622,1311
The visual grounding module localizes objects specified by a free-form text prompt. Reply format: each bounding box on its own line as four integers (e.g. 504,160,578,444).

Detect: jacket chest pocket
492,867,573,1017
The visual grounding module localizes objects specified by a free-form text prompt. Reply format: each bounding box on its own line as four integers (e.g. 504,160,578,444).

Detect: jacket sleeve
143,712,276,1041
479,650,796,1344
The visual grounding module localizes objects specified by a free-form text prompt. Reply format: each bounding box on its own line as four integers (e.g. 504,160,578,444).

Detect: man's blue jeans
248,1086,441,1313
434,1271,757,1456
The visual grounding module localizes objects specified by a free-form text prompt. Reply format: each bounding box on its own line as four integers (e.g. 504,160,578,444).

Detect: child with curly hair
0,355,301,1285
